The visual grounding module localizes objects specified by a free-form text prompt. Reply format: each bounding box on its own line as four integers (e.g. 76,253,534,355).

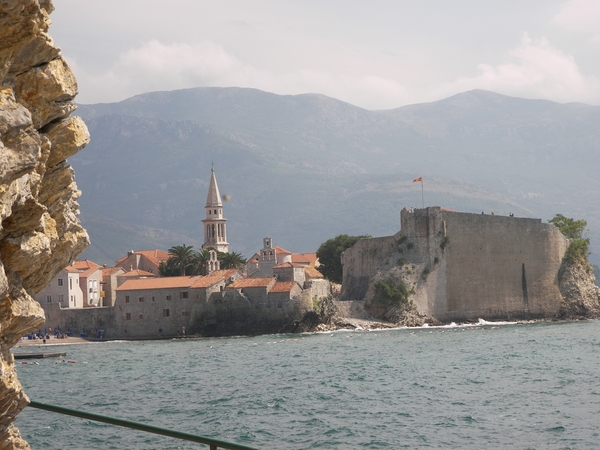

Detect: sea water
13,320,600,449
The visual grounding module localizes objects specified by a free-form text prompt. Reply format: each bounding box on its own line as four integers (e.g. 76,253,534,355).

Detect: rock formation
556,261,600,319
0,1,89,448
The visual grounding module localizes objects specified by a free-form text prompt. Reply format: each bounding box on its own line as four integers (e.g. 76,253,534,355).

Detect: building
202,168,229,253
113,269,242,336
34,264,84,309
115,249,170,275
71,260,103,307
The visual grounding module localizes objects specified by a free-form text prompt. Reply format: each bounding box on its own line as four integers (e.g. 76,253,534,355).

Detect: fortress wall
439,210,568,321
42,303,118,337
341,234,399,300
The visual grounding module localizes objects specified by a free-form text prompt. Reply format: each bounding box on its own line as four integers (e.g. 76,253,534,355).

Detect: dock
13,352,66,360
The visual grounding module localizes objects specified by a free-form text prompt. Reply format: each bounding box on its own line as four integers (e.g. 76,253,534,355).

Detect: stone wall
0,1,90,447
341,234,400,300
342,207,571,323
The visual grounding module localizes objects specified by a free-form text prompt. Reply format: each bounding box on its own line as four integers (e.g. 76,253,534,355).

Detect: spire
205,168,223,207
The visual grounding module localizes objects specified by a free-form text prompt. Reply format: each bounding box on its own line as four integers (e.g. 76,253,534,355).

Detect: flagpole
421,179,424,209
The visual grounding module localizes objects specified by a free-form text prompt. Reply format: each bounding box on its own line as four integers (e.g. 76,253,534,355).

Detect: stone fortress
342,207,600,323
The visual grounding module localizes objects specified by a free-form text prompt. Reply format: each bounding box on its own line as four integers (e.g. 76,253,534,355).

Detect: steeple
205,168,223,208
202,168,229,253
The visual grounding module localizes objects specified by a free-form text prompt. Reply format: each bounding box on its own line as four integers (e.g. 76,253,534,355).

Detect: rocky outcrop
0,1,89,448
556,261,600,319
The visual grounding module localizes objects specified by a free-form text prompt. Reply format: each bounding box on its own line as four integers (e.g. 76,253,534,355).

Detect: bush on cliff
549,214,590,264
317,234,370,283
372,278,410,307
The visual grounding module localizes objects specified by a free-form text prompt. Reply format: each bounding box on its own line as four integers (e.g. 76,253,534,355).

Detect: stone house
101,266,125,306
114,269,242,336
33,265,84,309
72,260,103,307
247,236,319,277
115,249,170,275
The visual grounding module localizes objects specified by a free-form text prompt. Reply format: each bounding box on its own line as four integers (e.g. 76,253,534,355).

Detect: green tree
549,214,590,264
219,251,247,270
190,249,211,276
316,234,370,283
168,244,195,276
158,258,181,277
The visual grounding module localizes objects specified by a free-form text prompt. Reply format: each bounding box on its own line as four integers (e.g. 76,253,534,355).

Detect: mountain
71,88,600,265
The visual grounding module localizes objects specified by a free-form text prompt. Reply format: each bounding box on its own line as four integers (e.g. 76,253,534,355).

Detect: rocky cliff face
0,1,89,448
557,261,600,319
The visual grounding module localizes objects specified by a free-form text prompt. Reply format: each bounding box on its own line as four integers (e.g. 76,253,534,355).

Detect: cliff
342,207,600,325
0,1,89,448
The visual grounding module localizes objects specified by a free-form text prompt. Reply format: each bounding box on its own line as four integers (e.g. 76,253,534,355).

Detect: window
58,294,64,303
166,295,172,301
180,291,188,299
139,297,144,303
182,311,188,317
163,309,170,317
58,279,63,286
46,295,52,303
125,296,130,303
214,209,217,214
69,279,72,289
126,313,131,320
152,296,155,302
70,295,74,303
139,314,143,320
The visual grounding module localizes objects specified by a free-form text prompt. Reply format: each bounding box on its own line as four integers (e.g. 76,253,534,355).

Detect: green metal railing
28,401,259,450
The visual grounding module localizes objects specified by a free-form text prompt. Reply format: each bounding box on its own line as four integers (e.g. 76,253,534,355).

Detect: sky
50,0,600,110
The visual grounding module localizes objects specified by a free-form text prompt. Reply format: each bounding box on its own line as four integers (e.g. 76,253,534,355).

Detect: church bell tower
202,168,229,253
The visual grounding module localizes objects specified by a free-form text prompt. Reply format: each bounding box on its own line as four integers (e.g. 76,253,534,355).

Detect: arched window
211,224,215,240
207,225,211,238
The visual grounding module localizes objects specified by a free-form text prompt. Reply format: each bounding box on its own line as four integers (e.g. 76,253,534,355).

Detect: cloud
70,35,600,109
436,34,600,104
552,0,600,43
69,39,412,109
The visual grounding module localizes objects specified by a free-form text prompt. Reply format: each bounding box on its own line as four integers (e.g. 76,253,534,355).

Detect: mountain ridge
71,87,600,265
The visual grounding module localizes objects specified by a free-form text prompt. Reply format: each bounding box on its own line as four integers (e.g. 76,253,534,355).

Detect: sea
13,320,600,450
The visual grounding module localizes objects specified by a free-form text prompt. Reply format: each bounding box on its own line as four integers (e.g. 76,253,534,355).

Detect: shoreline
13,318,559,348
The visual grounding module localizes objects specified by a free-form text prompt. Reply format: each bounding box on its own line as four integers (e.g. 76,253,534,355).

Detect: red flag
413,177,422,182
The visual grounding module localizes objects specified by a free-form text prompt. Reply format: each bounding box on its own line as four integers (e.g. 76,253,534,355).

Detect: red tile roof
227,277,275,289
294,253,317,265
116,276,202,291
102,267,125,276
274,246,292,255
269,281,299,293
72,260,102,277
190,276,223,288
119,269,156,278
304,266,324,279
273,262,305,269
115,249,170,265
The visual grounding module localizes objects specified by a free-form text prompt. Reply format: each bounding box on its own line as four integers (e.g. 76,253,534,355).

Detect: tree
549,214,590,264
219,251,247,270
316,234,370,283
159,258,181,277
168,244,195,276
190,249,211,276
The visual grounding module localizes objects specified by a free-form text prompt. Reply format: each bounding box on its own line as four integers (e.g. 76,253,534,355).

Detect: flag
413,177,422,182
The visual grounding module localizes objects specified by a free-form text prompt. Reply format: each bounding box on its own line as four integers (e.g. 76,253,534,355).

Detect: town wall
342,207,569,323
341,234,400,300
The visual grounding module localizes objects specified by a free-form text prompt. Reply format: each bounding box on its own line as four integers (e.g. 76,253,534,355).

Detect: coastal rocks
0,0,89,448
556,261,600,320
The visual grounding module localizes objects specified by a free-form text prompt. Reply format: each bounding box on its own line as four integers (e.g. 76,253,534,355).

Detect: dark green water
13,320,600,449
